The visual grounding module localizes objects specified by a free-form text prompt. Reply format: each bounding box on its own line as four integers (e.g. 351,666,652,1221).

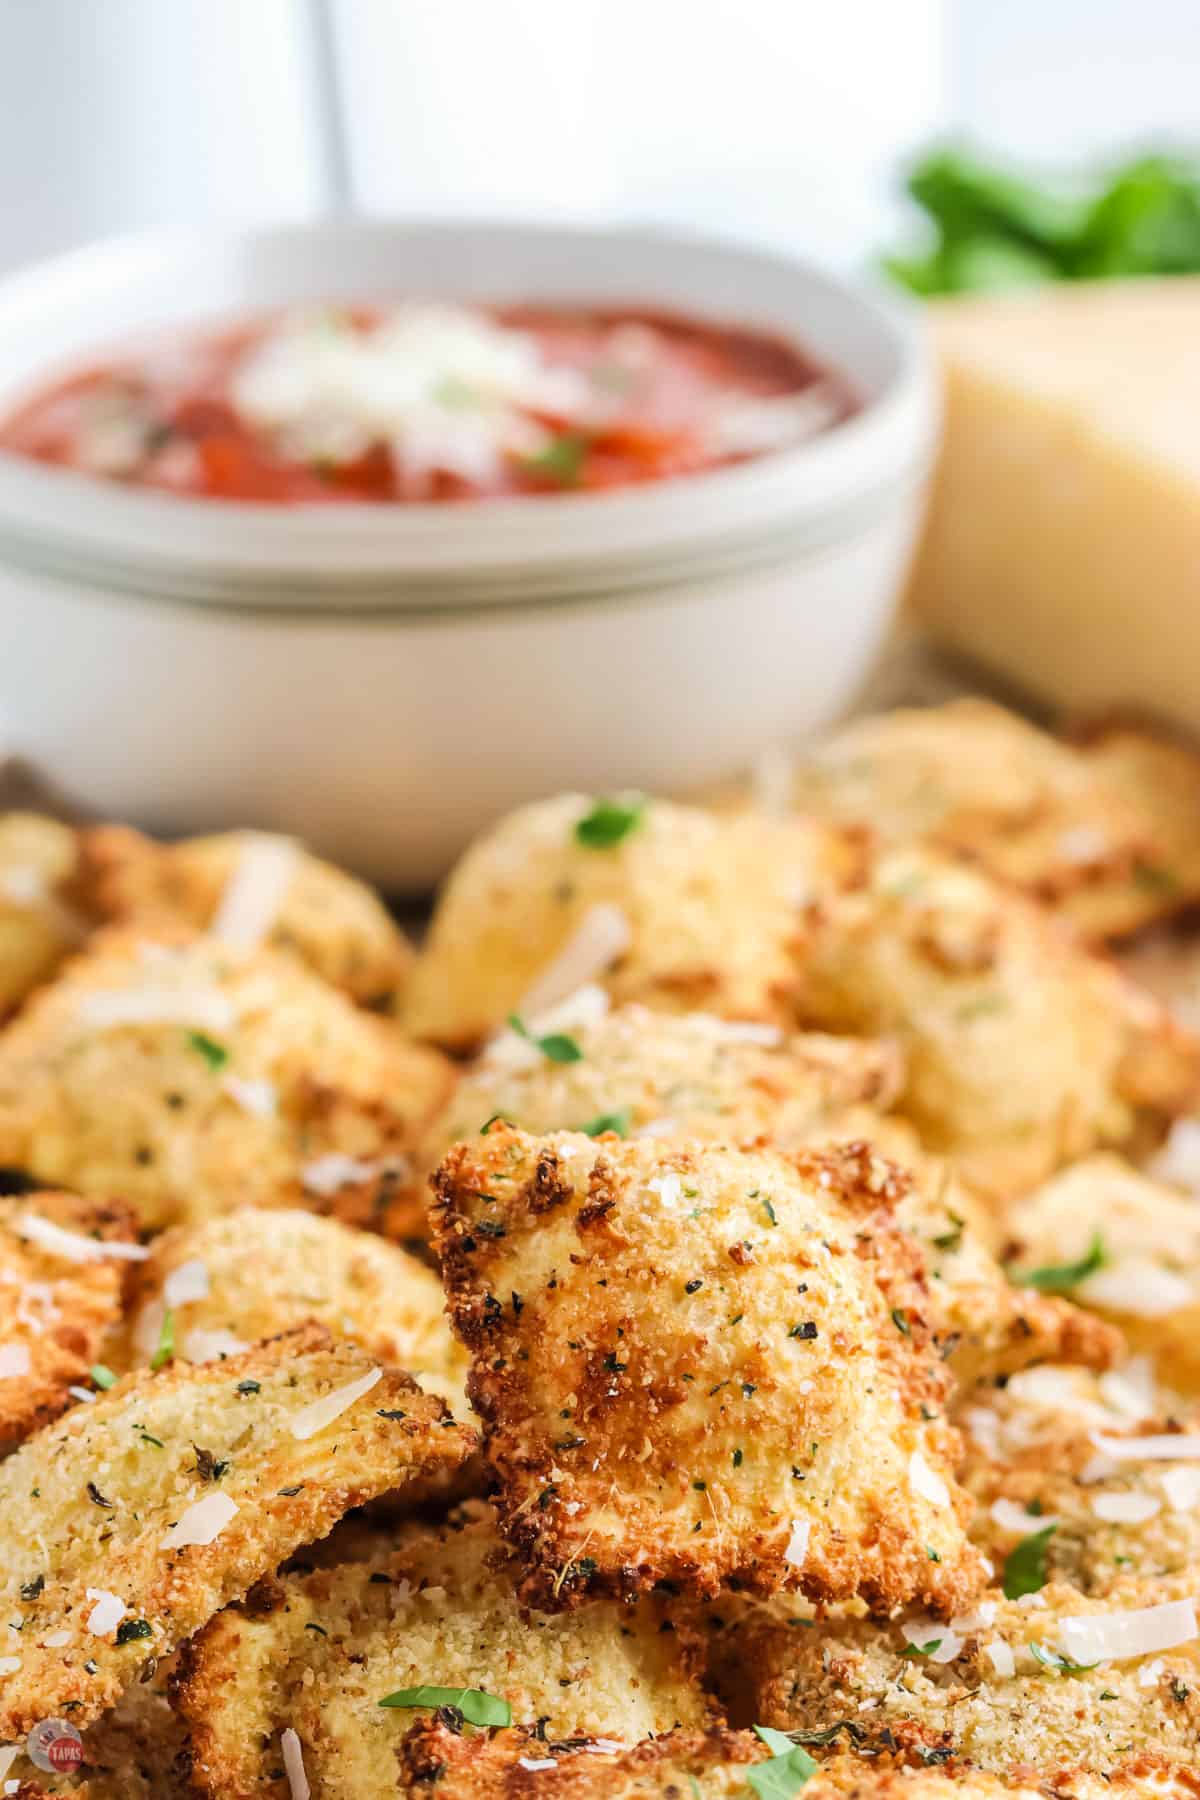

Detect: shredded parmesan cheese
280,1726,310,1800
182,1327,250,1364
1091,1431,1200,1462
41,1631,70,1648
85,1589,126,1636
909,1450,950,1508
0,1344,30,1380
76,985,236,1036
1091,1491,1161,1524
1079,1258,1194,1318
288,1366,381,1440
164,1258,210,1308
985,1639,1015,1677
1161,1466,1200,1512
17,1213,149,1264
900,1617,962,1664
990,1497,1059,1534
222,1075,278,1117
160,1490,239,1550
302,1154,394,1197
783,1518,810,1567
515,906,632,1019
0,1661,18,1678
1059,1597,1198,1666
211,834,298,952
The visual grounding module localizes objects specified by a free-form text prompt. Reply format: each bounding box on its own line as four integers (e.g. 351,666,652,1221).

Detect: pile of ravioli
4,700,1200,1798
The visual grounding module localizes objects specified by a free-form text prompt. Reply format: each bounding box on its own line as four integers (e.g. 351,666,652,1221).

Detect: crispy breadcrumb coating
0,1324,473,1738
77,825,412,1009
0,815,84,1018
110,1206,468,1414
403,795,862,1049
175,1509,713,1800
433,1127,982,1614
0,1191,141,1451
0,930,453,1231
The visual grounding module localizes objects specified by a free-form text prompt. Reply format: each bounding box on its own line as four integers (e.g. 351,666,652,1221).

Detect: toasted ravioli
0,1192,141,1451
78,825,412,1009
0,1324,473,1738
0,930,453,1232
433,1127,981,1613
394,1727,1196,1798
175,1510,712,1800
729,1577,1200,1769
403,794,861,1049
965,1399,1200,1598
0,815,85,1018
793,844,1200,1196
111,1207,468,1413
1005,1154,1200,1389
783,700,1200,943
418,1000,1113,1389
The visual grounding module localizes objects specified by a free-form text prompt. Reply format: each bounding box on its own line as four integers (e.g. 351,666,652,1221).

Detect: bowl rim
0,217,936,607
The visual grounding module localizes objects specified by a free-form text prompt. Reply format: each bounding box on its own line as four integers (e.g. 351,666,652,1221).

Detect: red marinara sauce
0,303,857,505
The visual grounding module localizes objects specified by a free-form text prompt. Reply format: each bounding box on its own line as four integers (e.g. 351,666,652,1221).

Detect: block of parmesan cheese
907,279,1200,725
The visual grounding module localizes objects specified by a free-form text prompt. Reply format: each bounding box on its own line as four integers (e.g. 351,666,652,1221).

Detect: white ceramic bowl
0,220,935,890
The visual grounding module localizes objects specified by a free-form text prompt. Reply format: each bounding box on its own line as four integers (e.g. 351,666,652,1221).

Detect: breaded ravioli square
403,794,862,1049
0,1324,474,1739
433,1127,982,1614
1004,1154,1200,1390
111,1206,468,1415
175,1509,712,1800
0,1191,142,1451
0,929,453,1232
393,1728,1192,1799
792,843,1200,1196
0,814,85,1019
784,699,1200,943
78,825,413,1009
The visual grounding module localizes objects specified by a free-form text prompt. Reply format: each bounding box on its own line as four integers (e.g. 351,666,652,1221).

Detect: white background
0,0,1197,274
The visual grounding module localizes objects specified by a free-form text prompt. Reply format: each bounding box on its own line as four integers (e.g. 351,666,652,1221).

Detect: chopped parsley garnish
193,1446,228,1482
115,1618,153,1645
19,1575,44,1601
1002,1523,1057,1600
1014,1232,1105,1293
1029,1640,1097,1676
479,1113,512,1134
507,1013,582,1065
932,1212,965,1252
150,1308,175,1372
788,1321,818,1341
187,1030,229,1072
761,1197,778,1227
236,1379,260,1395
748,1724,818,1797
891,1307,911,1336
521,431,588,487
378,1685,512,1727
902,1638,943,1658
574,795,646,849
89,1364,117,1390
86,1481,113,1509
733,1448,744,1467
577,1109,631,1138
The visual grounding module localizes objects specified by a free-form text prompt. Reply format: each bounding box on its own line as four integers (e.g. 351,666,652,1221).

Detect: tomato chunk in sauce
0,303,856,504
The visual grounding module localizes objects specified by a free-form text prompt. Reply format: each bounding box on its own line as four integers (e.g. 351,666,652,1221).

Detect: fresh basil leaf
1002,1523,1057,1600
377,1685,512,1727
748,1726,818,1798
187,1030,229,1072
577,1109,631,1138
507,1014,583,1065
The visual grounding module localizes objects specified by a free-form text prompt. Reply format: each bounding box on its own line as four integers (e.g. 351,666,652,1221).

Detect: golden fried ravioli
784,700,1200,943
726,1576,1200,1770
0,930,453,1232
403,794,861,1049
417,998,1115,1389
433,1127,981,1614
0,1325,473,1740
1005,1155,1200,1390
793,844,1200,1197
394,1727,1196,1799
964,1397,1200,1599
0,815,85,1018
0,1191,142,1451
2,1663,190,1799
175,1509,713,1800
111,1207,468,1414
78,825,413,1009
